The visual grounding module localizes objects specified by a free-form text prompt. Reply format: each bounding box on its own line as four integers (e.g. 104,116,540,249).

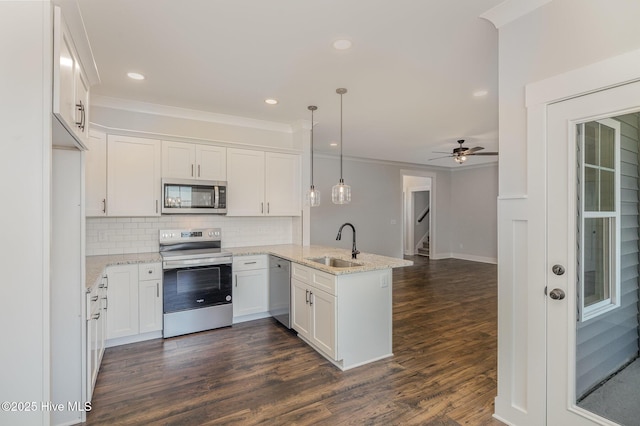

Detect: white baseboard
427,252,497,264
451,252,497,264
106,330,162,348
232,311,271,324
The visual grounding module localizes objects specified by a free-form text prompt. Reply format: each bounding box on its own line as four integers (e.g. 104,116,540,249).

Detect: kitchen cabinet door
310,288,337,359
226,148,265,215
233,268,268,317
85,129,107,216
291,278,311,339
106,264,139,340
196,144,226,181
161,140,196,179
138,279,162,333
52,7,90,149
265,152,301,216
107,135,161,217
162,141,226,181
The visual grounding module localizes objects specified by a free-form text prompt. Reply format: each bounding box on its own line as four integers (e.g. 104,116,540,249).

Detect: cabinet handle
103,296,108,310
102,198,106,213
235,274,238,287
305,289,309,304
244,261,257,265
156,200,159,213
261,202,264,214
198,164,201,177
157,282,159,298
309,291,313,305
191,164,194,177
92,312,100,320
75,100,85,131
148,269,153,274
267,202,270,214
91,296,98,302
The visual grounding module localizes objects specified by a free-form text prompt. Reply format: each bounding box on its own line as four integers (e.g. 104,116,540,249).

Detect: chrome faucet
336,223,360,259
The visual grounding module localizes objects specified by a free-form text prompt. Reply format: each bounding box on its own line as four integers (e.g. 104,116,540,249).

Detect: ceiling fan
429,139,498,164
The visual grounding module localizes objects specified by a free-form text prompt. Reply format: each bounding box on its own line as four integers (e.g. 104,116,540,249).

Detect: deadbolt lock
552,264,565,276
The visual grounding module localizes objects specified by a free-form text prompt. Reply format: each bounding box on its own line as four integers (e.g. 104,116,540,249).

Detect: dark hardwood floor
85,256,501,425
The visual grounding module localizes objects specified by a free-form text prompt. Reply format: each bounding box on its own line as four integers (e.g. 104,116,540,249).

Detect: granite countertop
86,252,162,290
227,244,413,275
85,245,413,289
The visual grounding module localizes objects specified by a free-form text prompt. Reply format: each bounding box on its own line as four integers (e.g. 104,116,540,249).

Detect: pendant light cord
340,92,343,181
311,107,314,186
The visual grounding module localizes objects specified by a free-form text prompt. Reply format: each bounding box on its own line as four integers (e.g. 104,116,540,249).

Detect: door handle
549,288,566,300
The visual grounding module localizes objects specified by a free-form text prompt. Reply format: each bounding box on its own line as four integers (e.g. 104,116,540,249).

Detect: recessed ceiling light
127,72,145,80
333,39,352,50
264,98,278,105
330,142,338,147
473,90,488,97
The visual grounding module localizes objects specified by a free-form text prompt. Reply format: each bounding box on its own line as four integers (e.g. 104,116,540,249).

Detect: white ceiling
78,0,502,168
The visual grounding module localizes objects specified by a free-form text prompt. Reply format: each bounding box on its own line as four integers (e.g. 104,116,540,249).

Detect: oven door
163,258,232,313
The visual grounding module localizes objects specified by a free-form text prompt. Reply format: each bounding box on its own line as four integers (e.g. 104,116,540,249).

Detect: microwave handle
214,186,220,209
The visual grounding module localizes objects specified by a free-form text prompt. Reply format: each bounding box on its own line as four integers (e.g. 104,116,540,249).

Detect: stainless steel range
160,228,233,338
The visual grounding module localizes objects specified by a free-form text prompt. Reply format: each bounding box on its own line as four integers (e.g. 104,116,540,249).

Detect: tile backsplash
86,215,296,255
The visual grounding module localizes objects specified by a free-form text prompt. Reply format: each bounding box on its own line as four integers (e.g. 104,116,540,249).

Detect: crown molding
91,95,293,134
480,0,553,29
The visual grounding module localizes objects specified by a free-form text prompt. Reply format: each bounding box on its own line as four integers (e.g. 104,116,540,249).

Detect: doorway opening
403,174,433,257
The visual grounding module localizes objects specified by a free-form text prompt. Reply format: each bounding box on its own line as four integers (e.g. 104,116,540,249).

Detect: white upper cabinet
227,148,265,215
161,141,226,181
227,148,301,216
265,152,301,216
85,129,107,216
52,7,89,149
107,135,161,217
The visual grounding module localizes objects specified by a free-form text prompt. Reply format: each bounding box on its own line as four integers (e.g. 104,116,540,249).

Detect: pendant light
332,88,351,204
306,105,321,207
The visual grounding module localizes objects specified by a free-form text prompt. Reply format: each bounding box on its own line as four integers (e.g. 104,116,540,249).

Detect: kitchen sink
307,257,363,268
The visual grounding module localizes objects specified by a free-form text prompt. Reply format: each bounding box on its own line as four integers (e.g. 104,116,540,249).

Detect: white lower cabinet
291,262,393,370
106,264,139,340
106,262,163,346
232,255,269,322
291,267,337,359
86,275,107,402
138,269,163,333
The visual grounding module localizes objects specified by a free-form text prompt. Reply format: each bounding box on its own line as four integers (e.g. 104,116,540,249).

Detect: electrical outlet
380,275,389,288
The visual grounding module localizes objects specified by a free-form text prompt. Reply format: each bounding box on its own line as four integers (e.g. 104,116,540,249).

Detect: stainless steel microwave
161,178,227,214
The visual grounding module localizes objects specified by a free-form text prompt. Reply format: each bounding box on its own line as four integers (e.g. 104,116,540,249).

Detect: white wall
309,156,498,261
310,156,406,258
492,1,640,424
91,104,297,151
450,164,498,263
0,2,51,425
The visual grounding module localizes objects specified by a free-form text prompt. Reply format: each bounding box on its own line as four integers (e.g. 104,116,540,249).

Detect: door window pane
583,218,611,307
600,170,615,212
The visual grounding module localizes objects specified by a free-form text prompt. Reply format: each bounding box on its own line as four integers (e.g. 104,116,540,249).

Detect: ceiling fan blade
466,146,484,154
428,155,453,161
470,152,499,156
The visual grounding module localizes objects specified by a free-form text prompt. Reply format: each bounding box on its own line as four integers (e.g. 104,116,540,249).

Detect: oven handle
163,256,232,270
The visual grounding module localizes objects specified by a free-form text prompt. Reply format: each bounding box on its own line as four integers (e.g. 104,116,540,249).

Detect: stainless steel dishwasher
269,256,291,328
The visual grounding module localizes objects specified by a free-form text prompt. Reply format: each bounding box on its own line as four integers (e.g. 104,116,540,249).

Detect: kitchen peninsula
230,244,412,370
87,245,411,372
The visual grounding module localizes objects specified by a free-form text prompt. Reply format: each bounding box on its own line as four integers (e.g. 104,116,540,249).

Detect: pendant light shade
332,88,351,204
306,105,321,207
